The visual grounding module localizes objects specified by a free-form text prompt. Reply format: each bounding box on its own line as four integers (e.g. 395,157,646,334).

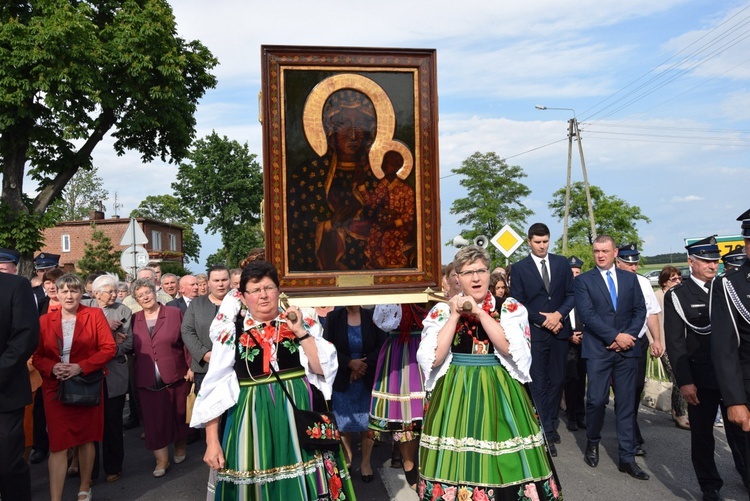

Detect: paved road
30,405,747,500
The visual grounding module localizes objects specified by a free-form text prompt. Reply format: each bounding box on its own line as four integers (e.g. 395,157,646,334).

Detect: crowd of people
1,209,750,501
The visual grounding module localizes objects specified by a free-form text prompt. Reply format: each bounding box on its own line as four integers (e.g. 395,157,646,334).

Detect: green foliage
449,152,533,265
548,182,651,251
158,261,193,277
645,253,689,265
173,132,264,267
0,201,56,255
49,166,109,221
0,0,217,265
130,194,201,263
76,224,122,277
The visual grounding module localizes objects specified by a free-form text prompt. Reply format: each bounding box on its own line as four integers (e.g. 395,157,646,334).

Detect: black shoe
566,420,578,431
584,441,599,467
548,443,557,457
551,431,561,444
576,418,587,429
635,445,646,456
702,490,723,501
618,461,650,480
29,449,48,464
404,467,419,487
123,418,140,430
361,474,374,483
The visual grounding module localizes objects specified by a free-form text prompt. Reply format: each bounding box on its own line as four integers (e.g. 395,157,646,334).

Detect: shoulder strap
669,289,711,335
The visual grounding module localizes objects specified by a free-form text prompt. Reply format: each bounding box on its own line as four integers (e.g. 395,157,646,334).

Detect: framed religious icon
261,45,441,297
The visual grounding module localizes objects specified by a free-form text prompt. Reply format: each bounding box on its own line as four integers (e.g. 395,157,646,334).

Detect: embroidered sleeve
373,304,402,332
190,292,242,428
495,297,532,383
417,302,453,391
296,307,338,399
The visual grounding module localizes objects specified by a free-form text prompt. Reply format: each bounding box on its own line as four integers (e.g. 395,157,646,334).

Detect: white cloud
671,195,705,203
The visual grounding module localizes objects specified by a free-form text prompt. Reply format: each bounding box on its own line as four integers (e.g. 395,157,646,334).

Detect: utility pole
536,105,597,252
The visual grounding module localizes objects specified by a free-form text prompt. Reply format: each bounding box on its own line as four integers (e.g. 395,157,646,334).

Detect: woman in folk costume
369,303,428,489
416,246,561,501
190,261,355,500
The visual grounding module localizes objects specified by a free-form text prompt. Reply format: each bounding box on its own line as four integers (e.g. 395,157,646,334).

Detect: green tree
173,132,264,268
449,152,533,264
0,1,217,275
50,166,109,221
130,195,201,263
548,181,651,252
76,225,122,276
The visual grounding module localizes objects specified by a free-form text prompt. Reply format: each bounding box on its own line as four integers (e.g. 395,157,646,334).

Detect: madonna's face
330,108,373,158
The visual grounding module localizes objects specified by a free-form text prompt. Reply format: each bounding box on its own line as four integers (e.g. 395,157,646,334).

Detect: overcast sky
83,0,750,269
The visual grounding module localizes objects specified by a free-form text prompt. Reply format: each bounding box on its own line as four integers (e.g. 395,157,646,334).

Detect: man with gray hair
122,267,173,313
160,273,179,299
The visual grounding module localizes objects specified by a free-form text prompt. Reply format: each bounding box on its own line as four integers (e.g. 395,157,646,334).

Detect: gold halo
302,73,413,180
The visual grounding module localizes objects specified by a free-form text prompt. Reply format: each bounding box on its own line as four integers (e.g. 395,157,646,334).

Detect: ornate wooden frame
261,45,441,297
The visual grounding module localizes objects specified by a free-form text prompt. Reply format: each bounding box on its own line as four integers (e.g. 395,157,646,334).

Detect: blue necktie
606,270,617,309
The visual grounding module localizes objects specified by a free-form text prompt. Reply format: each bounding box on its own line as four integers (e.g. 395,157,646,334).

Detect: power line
439,138,567,179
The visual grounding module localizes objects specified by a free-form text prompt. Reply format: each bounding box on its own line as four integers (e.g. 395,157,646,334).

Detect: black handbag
56,370,105,406
54,335,104,406
247,329,342,451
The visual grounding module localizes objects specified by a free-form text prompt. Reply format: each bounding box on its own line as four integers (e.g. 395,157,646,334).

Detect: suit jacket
664,278,717,389
167,297,188,313
711,262,750,406
323,307,387,393
0,274,40,412
34,304,118,393
130,305,190,388
574,266,647,360
510,253,575,340
181,295,219,373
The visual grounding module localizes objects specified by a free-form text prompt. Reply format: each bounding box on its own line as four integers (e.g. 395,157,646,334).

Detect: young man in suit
574,235,648,479
712,209,750,498
0,250,41,501
510,223,575,456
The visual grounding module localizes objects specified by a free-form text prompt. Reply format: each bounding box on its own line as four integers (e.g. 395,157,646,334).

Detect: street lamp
536,104,596,255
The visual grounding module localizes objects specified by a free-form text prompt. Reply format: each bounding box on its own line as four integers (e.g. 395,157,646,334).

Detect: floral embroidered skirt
369,332,425,442
215,370,356,501
418,354,561,501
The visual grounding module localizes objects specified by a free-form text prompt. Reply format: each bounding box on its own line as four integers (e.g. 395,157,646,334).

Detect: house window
62,234,71,252
151,230,162,251
169,233,177,251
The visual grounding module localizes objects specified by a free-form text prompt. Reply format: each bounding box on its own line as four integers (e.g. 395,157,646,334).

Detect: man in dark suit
510,223,575,455
668,236,746,501
167,275,198,313
712,209,750,497
0,252,41,501
574,235,648,479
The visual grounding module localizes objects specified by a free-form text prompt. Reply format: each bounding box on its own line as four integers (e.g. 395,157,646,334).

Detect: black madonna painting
261,46,441,294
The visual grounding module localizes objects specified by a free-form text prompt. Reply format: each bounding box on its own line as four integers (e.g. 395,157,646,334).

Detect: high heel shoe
404,467,419,489
672,411,690,430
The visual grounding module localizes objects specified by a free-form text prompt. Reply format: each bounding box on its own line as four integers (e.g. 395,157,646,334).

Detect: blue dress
332,324,371,432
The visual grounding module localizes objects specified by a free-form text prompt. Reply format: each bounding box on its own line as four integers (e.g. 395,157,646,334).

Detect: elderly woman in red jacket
33,274,117,501
129,278,192,478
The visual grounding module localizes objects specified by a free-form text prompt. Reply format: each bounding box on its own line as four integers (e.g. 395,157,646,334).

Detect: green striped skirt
418,354,561,501
215,370,356,501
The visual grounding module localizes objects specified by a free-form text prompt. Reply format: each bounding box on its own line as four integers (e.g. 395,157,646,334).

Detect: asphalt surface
29,404,748,500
